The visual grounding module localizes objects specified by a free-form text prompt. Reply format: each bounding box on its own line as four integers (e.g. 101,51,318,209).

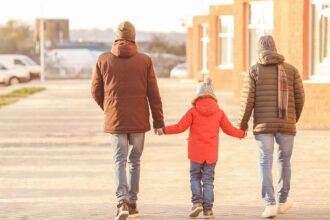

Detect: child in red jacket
161,78,246,218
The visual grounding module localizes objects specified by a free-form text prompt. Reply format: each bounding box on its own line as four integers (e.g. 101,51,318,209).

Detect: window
23,58,37,66
311,0,330,80
200,23,209,75
247,1,274,66
14,59,25,66
0,63,7,70
218,16,234,69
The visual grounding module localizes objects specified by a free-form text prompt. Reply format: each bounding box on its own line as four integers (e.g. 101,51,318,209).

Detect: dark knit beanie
115,21,136,42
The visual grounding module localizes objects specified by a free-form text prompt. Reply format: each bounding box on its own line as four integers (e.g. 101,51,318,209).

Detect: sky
0,0,233,32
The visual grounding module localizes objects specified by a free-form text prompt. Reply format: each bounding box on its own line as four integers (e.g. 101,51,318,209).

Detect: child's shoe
128,202,139,217
277,198,293,214
189,203,203,218
203,209,214,219
261,205,277,218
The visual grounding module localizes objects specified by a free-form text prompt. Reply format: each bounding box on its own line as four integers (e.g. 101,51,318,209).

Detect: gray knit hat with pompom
192,77,218,104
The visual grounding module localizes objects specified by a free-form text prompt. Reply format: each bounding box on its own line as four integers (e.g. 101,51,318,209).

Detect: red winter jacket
164,97,245,164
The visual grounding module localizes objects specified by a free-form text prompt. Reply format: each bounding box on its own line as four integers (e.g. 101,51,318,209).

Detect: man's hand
154,128,164,136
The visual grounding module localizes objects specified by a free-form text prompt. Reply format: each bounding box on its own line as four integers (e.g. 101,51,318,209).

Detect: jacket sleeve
293,68,305,122
220,110,245,138
164,109,193,134
147,57,165,129
91,59,104,110
237,68,256,130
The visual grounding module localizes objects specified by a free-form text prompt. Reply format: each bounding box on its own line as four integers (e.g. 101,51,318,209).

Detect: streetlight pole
39,18,45,81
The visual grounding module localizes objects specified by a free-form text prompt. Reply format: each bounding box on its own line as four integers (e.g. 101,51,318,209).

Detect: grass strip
0,87,45,107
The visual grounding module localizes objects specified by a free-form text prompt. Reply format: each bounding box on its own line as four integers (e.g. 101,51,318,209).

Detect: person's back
237,35,305,218
165,96,244,163
162,78,245,219
91,21,164,220
94,40,163,133
239,50,304,135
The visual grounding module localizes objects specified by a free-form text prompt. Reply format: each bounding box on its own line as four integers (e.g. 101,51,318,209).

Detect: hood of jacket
195,97,219,116
257,50,285,65
111,40,137,58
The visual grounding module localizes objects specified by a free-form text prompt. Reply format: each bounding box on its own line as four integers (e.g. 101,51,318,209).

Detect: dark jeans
190,161,216,210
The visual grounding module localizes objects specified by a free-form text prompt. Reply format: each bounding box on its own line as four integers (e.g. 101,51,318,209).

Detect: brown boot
128,202,139,217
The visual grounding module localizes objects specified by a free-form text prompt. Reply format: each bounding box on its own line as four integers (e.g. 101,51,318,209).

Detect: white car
170,63,188,78
0,54,41,80
0,63,27,86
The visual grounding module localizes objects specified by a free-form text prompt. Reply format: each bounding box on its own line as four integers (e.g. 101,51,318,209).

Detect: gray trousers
111,133,145,203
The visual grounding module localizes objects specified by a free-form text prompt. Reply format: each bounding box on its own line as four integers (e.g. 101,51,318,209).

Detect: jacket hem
104,128,151,134
253,131,296,136
189,158,218,165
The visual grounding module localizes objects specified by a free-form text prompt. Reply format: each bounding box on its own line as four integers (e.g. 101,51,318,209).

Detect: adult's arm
147,57,165,129
237,68,256,130
91,60,104,110
293,68,305,122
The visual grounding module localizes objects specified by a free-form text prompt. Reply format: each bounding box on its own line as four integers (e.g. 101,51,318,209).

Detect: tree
0,20,35,55
148,33,186,56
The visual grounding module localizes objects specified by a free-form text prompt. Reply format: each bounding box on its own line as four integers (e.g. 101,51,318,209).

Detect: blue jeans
190,161,216,210
255,133,294,205
111,133,145,203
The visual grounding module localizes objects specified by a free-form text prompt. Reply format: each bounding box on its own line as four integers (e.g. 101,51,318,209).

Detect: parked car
0,63,27,86
0,54,41,79
170,63,188,78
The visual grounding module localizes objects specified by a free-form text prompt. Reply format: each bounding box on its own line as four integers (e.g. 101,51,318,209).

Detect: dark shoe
115,200,129,220
128,203,139,217
203,209,214,219
189,203,203,218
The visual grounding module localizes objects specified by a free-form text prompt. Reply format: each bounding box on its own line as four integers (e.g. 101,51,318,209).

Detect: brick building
35,19,70,48
186,0,330,128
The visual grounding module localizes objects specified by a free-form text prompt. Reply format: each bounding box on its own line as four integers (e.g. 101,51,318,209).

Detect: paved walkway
0,79,329,220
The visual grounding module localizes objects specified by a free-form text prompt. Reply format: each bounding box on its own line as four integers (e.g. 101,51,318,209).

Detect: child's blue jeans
190,161,216,210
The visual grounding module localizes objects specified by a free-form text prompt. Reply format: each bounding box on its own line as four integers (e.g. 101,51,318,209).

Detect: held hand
154,128,164,136
240,131,247,140
157,128,164,136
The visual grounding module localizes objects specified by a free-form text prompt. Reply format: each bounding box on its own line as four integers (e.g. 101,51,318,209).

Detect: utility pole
39,18,45,81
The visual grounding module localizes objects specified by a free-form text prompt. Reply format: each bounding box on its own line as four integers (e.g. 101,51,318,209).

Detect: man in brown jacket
237,36,305,218
91,21,164,220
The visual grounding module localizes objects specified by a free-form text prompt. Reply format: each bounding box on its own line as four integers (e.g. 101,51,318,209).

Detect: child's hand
154,128,164,136
158,128,164,136
240,131,247,140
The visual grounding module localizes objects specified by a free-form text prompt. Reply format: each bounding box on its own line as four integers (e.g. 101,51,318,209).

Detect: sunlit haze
0,0,233,32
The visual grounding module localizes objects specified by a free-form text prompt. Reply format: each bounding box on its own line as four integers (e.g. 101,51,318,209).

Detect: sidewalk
0,79,329,220
0,80,43,95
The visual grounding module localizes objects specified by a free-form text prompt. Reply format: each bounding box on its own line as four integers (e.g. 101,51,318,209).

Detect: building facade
35,19,70,48
187,0,330,128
